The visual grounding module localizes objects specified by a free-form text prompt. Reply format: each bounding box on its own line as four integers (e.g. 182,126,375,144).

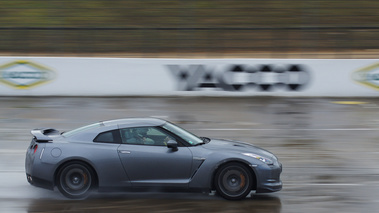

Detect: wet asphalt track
1,97,379,213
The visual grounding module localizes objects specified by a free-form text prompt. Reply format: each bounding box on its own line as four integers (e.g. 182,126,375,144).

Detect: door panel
117,144,193,187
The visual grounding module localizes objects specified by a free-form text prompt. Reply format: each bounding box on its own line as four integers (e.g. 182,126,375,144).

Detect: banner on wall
167,64,310,92
0,60,55,89
0,57,378,97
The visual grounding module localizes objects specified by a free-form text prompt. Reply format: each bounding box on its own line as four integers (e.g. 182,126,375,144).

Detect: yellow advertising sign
0,60,55,89
352,63,379,91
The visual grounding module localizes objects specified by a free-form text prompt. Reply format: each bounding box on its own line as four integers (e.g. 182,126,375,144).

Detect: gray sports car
25,118,282,200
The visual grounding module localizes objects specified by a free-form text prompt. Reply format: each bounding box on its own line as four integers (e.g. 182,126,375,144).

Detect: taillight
33,144,38,154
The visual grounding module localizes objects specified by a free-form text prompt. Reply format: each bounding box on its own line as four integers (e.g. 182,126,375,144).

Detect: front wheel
57,162,94,199
214,163,253,200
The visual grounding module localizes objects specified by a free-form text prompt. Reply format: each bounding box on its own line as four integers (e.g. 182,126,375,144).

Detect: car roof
63,117,168,141
102,117,167,128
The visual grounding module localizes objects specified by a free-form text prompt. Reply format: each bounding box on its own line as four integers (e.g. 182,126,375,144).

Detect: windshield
162,122,203,145
62,122,102,137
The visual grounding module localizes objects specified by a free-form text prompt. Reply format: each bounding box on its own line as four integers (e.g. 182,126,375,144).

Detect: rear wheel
57,162,94,199
214,162,253,200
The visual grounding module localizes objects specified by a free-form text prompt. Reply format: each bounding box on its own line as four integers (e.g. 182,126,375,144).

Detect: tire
214,162,253,200
57,162,94,199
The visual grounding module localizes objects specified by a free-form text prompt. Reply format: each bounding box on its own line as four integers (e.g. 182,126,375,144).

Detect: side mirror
166,140,178,151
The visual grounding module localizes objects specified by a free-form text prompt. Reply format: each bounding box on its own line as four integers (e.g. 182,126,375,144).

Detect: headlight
242,153,273,165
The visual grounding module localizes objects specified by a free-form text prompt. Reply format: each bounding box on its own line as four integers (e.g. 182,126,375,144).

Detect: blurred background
2,1,379,213
1,0,379,58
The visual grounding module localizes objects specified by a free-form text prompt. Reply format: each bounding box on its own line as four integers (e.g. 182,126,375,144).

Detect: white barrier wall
0,57,379,97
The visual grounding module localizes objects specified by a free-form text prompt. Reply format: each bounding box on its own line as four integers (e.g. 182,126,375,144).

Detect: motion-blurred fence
1,26,379,57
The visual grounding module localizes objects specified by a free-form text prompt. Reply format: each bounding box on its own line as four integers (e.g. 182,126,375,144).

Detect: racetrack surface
1,97,379,213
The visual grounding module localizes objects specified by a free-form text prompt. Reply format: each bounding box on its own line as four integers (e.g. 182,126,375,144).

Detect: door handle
119,150,131,154
193,157,206,161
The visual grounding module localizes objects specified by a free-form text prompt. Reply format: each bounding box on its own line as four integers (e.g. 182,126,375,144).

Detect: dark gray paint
25,117,282,196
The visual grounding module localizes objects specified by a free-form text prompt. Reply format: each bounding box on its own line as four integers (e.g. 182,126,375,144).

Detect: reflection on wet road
1,97,379,213
27,194,281,213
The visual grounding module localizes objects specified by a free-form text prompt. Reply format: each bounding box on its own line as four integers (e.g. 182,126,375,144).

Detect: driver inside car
128,128,154,145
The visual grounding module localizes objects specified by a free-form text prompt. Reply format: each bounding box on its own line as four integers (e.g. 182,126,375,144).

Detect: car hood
202,138,276,160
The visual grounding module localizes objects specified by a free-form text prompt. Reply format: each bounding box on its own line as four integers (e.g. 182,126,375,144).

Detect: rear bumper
25,142,55,191
26,174,54,190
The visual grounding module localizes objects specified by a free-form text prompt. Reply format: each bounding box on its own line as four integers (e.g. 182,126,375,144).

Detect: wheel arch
211,160,257,191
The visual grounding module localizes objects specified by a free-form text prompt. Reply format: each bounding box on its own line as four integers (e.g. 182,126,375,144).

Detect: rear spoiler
31,128,59,142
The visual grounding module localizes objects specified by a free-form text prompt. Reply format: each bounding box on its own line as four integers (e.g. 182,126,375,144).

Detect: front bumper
254,162,283,193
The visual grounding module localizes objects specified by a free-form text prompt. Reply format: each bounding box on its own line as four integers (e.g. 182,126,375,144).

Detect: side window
93,130,121,143
120,127,174,146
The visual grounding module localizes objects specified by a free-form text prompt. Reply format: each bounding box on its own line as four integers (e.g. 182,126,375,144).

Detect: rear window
62,122,101,137
93,130,121,143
